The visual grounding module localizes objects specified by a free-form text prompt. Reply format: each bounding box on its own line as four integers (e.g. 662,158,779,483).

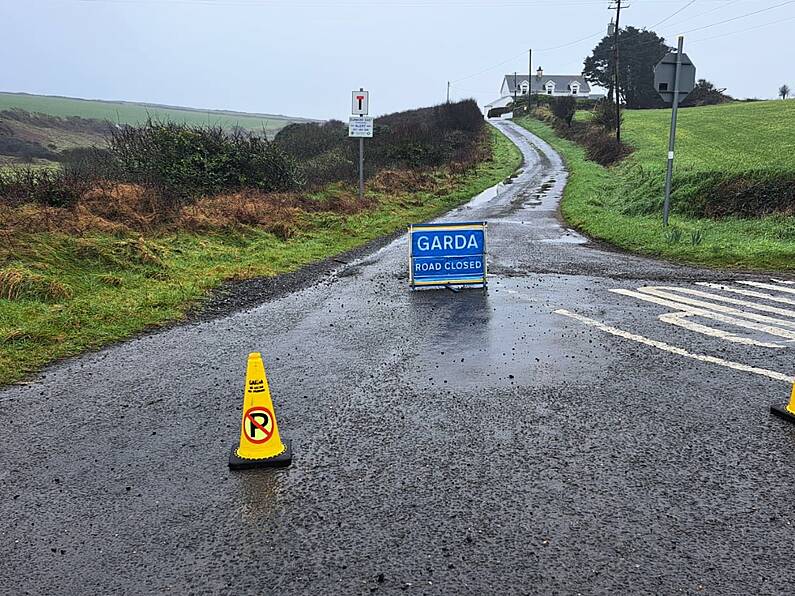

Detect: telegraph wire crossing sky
2,0,793,119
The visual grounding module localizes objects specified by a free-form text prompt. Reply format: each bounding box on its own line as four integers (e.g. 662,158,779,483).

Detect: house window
520,82,529,95
571,84,580,95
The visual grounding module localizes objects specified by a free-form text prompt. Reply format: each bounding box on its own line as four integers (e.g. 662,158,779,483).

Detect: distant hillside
0,92,318,167
0,92,316,134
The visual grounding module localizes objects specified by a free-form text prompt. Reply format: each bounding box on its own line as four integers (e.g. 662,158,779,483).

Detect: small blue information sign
408,222,488,288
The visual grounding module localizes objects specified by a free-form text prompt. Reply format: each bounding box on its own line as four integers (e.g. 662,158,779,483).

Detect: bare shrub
551,96,576,127
583,129,633,166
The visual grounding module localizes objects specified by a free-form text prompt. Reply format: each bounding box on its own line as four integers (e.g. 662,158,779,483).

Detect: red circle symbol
243,407,274,444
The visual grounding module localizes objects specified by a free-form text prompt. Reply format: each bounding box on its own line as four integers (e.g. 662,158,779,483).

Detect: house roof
503,74,591,94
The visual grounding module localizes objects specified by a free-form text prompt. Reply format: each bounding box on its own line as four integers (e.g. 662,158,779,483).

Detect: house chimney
536,66,543,79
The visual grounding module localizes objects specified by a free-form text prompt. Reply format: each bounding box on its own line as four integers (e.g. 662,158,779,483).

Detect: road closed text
414,257,484,274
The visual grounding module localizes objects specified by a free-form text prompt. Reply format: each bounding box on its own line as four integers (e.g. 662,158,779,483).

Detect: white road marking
554,309,794,384
652,286,795,319
696,282,795,307
739,281,795,295
629,287,795,329
611,288,795,342
658,311,783,348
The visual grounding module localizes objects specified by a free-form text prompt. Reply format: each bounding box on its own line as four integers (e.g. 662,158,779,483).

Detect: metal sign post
359,137,364,201
654,36,696,226
349,88,372,202
663,36,684,227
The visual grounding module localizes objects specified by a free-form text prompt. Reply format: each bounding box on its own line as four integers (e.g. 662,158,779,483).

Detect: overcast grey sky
3,0,793,119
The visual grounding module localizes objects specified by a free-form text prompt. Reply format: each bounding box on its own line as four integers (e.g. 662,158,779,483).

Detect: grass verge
0,126,521,386
515,115,795,272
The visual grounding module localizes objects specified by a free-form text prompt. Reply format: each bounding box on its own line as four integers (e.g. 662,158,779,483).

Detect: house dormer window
571,82,580,95
545,81,555,95
520,81,529,95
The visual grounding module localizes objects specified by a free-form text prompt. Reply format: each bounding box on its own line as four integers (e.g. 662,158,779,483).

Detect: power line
449,0,706,83
451,51,528,84
579,0,795,55
449,0,795,100
690,11,795,42
648,0,696,28
680,0,795,33
660,0,742,30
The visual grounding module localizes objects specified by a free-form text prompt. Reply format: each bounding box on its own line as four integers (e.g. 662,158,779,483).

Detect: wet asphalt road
2,120,795,595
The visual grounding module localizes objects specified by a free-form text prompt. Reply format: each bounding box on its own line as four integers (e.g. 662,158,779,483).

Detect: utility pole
528,49,532,107
447,81,450,103
609,0,627,144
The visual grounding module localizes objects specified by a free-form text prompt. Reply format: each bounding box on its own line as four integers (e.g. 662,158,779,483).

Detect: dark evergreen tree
583,27,672,109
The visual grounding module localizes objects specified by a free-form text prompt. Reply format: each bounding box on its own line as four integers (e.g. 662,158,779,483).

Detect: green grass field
517,100,795,271
622,100,795,172
0,127,522,386
0,92,314,133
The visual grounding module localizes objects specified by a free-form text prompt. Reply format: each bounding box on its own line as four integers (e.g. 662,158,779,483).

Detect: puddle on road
234,465,292,522
462,182,509,209
539,233,588,245
404,277,606,392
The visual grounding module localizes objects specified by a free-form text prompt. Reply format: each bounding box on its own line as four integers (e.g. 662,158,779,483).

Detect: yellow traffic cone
770,381,795,424
229,352,292,470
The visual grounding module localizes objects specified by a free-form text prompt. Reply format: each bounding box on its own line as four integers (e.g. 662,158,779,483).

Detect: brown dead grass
0,267,72,301
369,169,438,194
78,183,160,230
177,190,303,239
0,166,452,239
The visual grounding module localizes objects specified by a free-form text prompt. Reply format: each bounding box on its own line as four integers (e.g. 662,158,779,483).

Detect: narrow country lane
2,120,794,595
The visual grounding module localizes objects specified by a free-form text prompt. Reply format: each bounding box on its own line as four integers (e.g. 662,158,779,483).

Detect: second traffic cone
229,352,292,470
770,381,795,424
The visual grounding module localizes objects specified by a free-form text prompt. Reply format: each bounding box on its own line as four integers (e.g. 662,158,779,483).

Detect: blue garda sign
408,222,488,288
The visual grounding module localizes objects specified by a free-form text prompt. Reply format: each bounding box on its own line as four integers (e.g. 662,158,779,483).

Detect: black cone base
770,405,795,424
228,440,292,470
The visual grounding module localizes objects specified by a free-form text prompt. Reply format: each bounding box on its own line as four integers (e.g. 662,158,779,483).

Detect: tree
583,27,672,109
682,79,733,107
551,96,576,127
780,84,791,100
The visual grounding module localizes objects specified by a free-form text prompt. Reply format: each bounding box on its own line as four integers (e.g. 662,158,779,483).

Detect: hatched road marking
554,309,794,384
508,280,795,380
611,280,795,349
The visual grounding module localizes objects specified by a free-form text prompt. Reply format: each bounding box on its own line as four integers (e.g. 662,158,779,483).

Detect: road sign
654,51,696,104
349,116,374,138
352,90,369,115
243,406,274,444
408,222,487,288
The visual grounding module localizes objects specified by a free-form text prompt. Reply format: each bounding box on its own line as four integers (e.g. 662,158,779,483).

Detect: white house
485,67,603,114
504,67,591,97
